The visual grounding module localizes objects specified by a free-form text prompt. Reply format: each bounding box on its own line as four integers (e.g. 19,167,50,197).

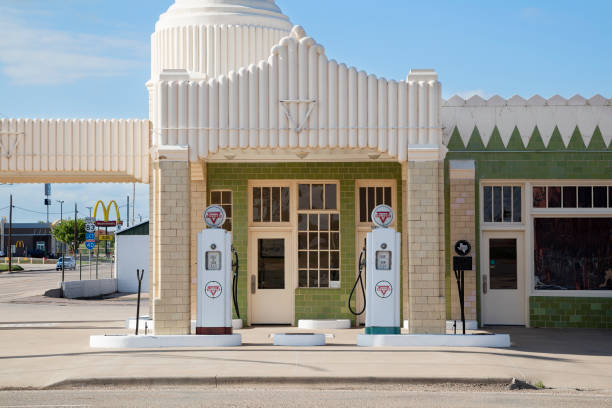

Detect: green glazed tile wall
207,162,403,326
444,126,612,326
530,297,612,328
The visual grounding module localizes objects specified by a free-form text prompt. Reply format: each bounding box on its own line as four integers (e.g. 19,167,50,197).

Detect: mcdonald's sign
16,241,24,248
93,200,123,227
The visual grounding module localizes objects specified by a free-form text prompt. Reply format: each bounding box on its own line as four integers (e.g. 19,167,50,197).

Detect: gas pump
196,205,240,335
349,204,401,334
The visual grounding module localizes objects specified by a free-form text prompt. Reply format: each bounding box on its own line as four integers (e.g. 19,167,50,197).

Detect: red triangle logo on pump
375,280,392,298
376,211,391,224
207,212,221,223
205,281,222,298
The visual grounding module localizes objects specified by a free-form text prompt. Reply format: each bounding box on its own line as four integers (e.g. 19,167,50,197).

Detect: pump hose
348,249,366,315
232,248,241,319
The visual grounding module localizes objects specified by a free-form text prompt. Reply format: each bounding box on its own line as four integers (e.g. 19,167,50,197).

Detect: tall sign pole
74,203,78,280
8,195,12,273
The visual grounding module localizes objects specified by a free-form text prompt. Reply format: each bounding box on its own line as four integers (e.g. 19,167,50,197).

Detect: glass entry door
248,231,293,324
481,231,525,325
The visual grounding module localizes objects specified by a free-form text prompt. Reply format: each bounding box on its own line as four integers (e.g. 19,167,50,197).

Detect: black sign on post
453,240,472,335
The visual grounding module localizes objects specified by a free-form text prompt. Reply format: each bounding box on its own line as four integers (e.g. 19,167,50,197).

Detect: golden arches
92,200,122,222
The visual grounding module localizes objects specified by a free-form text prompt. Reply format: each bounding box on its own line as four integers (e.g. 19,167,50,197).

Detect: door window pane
281,187,290,221
493,186,502,222
489,238,517,290
298,214,307,231
262,187,270,221
483,186,492,222
512,186,522,222
253,187,261,222
503,186,512,222
563,186,577,208
258,239,285,289
271,187,281,221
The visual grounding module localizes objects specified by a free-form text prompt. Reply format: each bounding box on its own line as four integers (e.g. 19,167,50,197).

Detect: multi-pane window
358,186,392,223
252,186,290,222
533,186,612,209
210,190,232,232
297,183,340,288
483,186,522,223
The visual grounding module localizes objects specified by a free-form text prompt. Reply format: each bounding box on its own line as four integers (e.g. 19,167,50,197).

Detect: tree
51,219,86,255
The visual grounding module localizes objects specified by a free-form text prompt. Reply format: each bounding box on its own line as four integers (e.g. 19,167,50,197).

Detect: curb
32,376,513,390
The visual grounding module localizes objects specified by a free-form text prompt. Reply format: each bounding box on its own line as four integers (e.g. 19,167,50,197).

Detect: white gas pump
349,204,401,335
196,205,239,335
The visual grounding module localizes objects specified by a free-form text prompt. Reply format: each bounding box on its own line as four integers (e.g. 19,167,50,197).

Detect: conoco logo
203,205,226,228
371,204,393,227
375,280,392,298
205,281,222,298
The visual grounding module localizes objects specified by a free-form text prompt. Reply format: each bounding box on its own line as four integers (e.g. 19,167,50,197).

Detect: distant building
0,218,57,257
115,221,149,293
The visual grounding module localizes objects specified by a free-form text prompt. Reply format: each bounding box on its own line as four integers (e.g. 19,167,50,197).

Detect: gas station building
0,0,611,334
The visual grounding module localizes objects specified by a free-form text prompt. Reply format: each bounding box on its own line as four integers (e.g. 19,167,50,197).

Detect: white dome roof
156,0,292,31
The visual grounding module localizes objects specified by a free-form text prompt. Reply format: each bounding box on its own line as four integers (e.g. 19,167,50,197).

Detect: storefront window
533,185,611,209
210,190,232,232
483,185,522,223
298,183,340,288
534,218,612,290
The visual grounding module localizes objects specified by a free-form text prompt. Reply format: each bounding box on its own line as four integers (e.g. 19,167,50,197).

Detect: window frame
248,181,293,227
480,183,525,227
209,189,233,232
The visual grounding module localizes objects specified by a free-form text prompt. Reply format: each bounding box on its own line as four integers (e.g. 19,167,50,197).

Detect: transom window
533,186,612,209
252,186,290,222
210,190,232,231
483,185,522,223
297,183,340,288
358,186,392,223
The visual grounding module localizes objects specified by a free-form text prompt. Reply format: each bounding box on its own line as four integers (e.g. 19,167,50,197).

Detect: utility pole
74,203,79,280
127,195,130,228
86,206,92,217
132,183,136,226
8,195,12,273
57,200,64,294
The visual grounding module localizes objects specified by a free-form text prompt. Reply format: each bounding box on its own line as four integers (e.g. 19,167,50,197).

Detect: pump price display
375,251,392,270
206,251,222,270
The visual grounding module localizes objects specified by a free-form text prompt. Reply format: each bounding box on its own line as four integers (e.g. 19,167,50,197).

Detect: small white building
115,221,149,293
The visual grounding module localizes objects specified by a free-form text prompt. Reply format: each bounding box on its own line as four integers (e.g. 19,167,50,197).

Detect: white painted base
125,318,243,332
445,320,478,331
273,333,326,346
90,334,242,348
402,320,479,331
298,319,351,330
357,334,510,348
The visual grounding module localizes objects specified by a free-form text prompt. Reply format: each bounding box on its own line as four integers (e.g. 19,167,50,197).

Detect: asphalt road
0,264,114,302
0,388,610,408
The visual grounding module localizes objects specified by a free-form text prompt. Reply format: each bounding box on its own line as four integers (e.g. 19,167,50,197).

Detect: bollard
135,269,145,335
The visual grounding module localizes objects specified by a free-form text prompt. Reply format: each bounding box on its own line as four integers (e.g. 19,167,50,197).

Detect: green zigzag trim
466,127,485,151
546,126,565,150
526,127,546,150
588,126,607,150
485,127,505,150
447,127,466,151
567,126,586,150
506,127,525,151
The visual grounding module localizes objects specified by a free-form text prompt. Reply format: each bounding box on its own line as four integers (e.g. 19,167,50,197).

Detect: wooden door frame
247,229,294,325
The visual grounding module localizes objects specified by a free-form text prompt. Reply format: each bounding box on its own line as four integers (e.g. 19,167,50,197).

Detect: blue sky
1,0,610,222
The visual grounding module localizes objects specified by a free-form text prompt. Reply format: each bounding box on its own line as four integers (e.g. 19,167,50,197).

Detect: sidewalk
0,298,610,391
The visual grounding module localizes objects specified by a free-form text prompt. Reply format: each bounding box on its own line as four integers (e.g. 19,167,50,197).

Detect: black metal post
8,195,12,273
135,269,144,335
454,268,466,335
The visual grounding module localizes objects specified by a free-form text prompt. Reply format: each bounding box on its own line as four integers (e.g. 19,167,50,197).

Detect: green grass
0,264,24,272
534,380,545,389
